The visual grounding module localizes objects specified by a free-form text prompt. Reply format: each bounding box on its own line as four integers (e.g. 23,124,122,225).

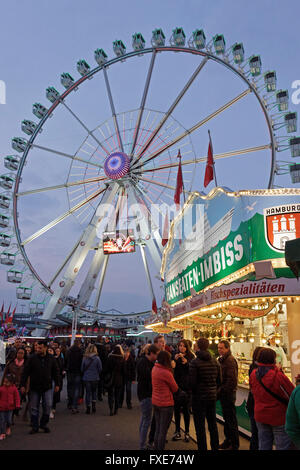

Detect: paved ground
0,381,249,450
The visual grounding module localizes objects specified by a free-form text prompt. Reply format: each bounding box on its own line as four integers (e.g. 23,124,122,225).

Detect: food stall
146,187,300,436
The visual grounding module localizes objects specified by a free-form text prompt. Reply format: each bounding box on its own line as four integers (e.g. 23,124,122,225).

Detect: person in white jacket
268,334,288,369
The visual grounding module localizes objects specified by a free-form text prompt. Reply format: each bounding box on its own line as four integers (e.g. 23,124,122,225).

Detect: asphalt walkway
0,381,249,450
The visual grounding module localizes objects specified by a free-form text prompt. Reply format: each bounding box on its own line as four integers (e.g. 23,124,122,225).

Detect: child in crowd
0,374,20,440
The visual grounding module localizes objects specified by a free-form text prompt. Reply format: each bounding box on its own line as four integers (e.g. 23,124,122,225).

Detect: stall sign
167,277,300,319
163,189,300,305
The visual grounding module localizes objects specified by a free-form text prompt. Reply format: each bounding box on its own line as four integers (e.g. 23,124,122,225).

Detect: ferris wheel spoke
21,186,107,246
135,143,271,175
31,143,103,169
130,50,157,157
138,176,191,196
61,101,110,157
16,176,108,197
103,67,124,152
132,56,209,166
133,88,252,171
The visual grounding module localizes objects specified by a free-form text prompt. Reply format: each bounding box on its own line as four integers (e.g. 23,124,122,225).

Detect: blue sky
0,0,299,315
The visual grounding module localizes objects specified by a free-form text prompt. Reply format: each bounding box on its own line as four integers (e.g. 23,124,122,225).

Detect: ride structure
0,27,298,336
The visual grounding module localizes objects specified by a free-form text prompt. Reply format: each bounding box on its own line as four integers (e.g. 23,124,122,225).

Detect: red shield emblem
264,205,300,252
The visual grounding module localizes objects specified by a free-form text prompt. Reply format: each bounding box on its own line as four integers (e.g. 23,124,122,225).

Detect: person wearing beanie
249,347,294,450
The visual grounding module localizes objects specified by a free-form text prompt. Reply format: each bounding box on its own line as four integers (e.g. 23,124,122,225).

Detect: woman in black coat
104,345,125,416
119,347,136,409
173,339,195,442
51,347,65,417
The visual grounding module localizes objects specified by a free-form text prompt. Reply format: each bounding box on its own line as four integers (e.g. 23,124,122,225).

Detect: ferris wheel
0,27,298,333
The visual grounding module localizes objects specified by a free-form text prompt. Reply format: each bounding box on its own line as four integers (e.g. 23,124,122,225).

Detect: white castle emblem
271,215,296,249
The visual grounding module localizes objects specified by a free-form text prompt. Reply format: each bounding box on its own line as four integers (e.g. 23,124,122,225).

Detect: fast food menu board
103,229,135,254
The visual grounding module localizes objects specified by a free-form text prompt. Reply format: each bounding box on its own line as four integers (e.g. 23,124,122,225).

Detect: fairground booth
146,187,300,436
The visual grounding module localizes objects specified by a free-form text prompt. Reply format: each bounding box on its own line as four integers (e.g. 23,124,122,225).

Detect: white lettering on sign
291,340,300,365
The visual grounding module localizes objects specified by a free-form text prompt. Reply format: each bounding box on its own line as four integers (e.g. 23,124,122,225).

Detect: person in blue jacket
81,344,102,414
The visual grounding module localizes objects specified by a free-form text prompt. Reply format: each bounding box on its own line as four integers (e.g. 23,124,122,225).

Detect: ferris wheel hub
103,151,130,180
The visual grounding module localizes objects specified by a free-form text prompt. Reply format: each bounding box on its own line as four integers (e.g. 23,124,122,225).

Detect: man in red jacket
249,347,294,450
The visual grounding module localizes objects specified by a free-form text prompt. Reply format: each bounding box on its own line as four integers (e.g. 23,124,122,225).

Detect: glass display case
237,358,251,387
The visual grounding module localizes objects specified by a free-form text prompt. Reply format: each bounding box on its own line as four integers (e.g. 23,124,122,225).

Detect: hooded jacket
189,350,222,401
0,384,20,411
151,363,178,407
250,363,294,426
81,353,102,382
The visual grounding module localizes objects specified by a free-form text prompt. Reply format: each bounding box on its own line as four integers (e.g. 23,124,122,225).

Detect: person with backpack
249,347,295,450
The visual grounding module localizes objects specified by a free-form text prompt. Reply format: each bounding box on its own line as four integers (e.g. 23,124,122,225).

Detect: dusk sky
0,0,299,315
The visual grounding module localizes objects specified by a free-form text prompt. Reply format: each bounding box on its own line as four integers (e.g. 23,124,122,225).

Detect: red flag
5,302,11,323
204,131,215,188
162,210,169,247
6,304,16,324
152,298,158,315
174,150,183,209
0,302,3,324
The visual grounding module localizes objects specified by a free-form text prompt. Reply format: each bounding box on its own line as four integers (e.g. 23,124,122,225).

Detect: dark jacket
124,354,136,382
104,353,124,388
55,355,65,390
2,359,27,388
95,342,107,367
246,362,257,416
174,354,194,392
20,353,59,393
189,350,222,401
81,354,102,382
66,345,83,374
137,354,154,401
218,351,238,396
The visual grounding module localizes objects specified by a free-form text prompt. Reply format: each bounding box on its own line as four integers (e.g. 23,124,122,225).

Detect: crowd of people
0,334,300,451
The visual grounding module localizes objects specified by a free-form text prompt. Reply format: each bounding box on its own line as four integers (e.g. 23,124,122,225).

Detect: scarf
15,358,24,367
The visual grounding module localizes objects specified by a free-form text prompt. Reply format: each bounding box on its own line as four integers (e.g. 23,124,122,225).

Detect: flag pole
208,130,218,187
178,149,186,204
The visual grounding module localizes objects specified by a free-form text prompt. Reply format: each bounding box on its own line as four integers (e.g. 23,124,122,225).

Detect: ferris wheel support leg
139,244,156,302
133,184,164,253
32,184,119,336
93,254,109,311
76,247,106,308
127,187,162,272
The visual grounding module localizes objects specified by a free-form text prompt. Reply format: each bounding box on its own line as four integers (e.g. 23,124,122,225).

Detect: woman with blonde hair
81,343,102,414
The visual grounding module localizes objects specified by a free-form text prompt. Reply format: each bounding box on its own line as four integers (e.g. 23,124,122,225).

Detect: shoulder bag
255,370,289,406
